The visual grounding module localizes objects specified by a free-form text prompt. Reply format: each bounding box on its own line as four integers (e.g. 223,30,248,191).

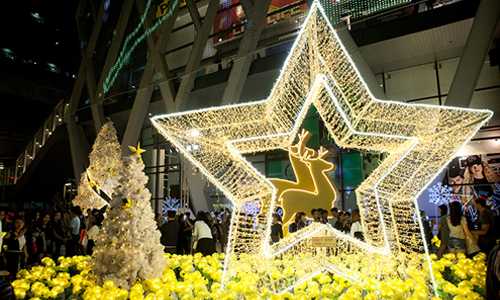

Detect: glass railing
13,99,68,183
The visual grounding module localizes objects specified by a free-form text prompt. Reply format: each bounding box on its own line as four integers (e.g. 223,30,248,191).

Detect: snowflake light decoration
242,200,260,216
162,197,181,215
428,182,452,206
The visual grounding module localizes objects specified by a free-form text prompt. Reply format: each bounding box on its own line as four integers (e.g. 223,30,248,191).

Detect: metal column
120,2,180,153
92,0,136,131
174,0,219,109
67,0,107,183
221,0,272,105
446,0,500,107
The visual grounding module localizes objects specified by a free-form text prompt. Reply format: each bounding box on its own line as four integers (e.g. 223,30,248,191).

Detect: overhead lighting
31,12,44,23
47,63,60,73
1,48,15,60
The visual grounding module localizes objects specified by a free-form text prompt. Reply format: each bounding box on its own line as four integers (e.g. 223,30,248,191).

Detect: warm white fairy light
73,122,122,214
151,0,492,295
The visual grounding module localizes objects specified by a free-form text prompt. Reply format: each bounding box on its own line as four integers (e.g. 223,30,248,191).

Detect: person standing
472,198,495,253
39,213,52,258
85,213,102,255
444,202,473,255
486,241,500,300
177,213,193,254
51,211,66,258
350,209,363,240
270,214,283,243
159,211,180,254
311,209,321,223
420,210,432,249
192,212,215,256
288,212,306,233
67,207,81,256
329,208,339,228
4,218,28,276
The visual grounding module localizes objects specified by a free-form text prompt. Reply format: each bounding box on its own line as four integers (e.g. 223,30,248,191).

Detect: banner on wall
213,0,308,45
446,154,500,218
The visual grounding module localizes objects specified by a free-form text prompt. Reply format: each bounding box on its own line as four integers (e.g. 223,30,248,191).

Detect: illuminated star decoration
151,0,492,295
128,143,146,157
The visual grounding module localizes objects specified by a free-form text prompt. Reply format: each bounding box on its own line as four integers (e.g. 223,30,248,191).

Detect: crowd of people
157,206,366,254
270,207,364,243
0,207,104,278
158,209,231,257
1,198,498,296
436,197,498,258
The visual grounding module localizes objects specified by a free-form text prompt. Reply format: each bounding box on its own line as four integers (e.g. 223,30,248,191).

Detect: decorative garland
103,0,180,94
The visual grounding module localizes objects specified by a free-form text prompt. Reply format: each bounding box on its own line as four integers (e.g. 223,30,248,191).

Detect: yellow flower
14,288,26,300
41,257,56,267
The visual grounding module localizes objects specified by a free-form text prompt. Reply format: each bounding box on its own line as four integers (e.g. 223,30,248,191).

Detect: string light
92,147,165,289
103,0,179,94
73,122,122,215
151,0,492,295
318,0,412,25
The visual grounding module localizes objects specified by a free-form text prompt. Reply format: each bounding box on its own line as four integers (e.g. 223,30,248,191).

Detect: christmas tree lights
151,0,492,295
73,122,122,214
92,146,165,289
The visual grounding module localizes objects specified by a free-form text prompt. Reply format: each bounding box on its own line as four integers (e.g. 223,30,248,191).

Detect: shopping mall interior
0,0,499,299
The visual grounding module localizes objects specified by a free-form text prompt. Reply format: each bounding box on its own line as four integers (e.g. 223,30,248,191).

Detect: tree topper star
151,0,492,294
128,143,146,157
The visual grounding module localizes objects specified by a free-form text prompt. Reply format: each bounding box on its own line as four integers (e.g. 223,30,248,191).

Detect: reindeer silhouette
269,129,316,199
270,130,337,227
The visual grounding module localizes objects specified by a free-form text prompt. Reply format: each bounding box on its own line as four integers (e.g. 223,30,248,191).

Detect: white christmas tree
73,122,122,214
91,144,166,289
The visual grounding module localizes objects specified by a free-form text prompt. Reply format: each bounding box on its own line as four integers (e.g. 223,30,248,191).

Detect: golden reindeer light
270,130,337,227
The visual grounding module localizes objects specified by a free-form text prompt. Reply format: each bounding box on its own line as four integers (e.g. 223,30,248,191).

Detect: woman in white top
192,212,215,256
5,218,28,275
445,201,474,254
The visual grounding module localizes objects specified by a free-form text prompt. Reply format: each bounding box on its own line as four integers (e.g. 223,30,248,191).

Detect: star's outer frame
151,0,492,294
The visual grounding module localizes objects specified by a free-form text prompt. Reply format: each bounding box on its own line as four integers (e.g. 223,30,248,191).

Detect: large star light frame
151,0,492,294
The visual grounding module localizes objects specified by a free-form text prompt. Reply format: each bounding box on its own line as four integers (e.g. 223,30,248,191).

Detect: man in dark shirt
159,210,180,254
473,198,495,253
270,214,283,244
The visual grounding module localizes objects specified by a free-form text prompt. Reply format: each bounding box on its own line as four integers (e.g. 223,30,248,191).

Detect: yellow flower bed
11,252,487,300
